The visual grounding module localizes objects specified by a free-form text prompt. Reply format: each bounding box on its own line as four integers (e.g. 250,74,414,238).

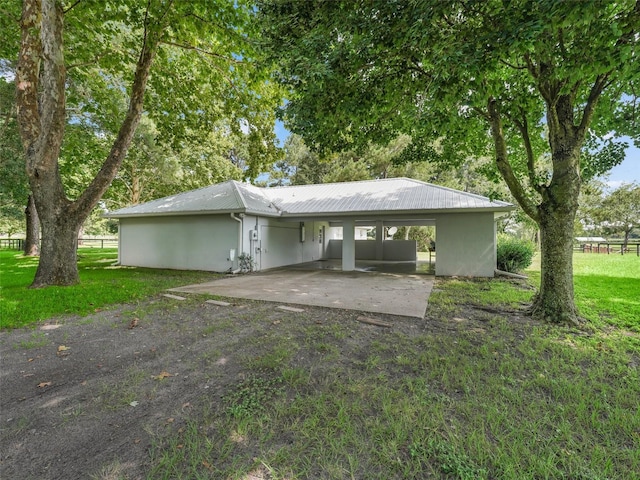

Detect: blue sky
607,143,640,188
274,121,639,187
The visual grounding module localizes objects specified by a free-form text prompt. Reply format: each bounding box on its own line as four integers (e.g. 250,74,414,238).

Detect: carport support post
375,220,384,260
342,219,356,271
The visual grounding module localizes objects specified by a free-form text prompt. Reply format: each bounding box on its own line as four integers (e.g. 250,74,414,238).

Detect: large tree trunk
32,209,81,287
532,202,578,324
24,194,40,256
529,142,582,325
623,229,630,251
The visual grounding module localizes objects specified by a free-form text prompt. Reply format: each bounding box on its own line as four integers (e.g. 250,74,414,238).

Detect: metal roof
266,178,512,215
106,181,280,218
106,178,513,218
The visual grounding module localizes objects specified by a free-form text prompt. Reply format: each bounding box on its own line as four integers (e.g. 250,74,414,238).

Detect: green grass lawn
526,252,640,331
0,248,218,329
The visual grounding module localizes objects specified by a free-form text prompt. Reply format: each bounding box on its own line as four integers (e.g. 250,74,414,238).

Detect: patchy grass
0,248,218,329
147,293,639,480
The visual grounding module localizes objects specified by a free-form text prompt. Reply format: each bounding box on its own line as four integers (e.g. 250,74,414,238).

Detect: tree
12,0,280,287
0,76,40,254
594,183,640,248
259,0,639,324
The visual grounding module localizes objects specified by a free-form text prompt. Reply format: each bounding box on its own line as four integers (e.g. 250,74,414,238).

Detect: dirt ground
0,292,524,480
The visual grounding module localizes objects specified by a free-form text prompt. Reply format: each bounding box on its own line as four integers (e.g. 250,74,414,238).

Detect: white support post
342,219,356,271
375,220,384,260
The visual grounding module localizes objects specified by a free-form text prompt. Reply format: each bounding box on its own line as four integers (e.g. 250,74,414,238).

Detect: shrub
496,235,535,273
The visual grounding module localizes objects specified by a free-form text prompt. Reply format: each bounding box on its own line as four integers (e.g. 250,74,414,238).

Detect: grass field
525,252,640,331
1,248,638,479
0,248,217,329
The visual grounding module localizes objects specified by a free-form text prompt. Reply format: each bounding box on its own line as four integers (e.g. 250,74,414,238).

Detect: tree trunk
531,203,578,324
31,210,81,287
24,194,40,256
487,93,587,325
623,229,630,251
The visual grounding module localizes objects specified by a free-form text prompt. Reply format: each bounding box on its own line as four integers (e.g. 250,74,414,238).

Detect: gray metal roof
106,178,513,218
266,178,512,215
106,181,280,218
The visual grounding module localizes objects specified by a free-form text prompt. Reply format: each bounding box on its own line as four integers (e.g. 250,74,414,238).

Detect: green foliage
497,235,535,273
393,226,435,252
259,0,637,192
594,183,640,242
0,79,28,235
577,182,640,242
225,375,284,420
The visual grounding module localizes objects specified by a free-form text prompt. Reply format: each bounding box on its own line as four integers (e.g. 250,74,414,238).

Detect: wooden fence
579,242,640,256
0,238,118,250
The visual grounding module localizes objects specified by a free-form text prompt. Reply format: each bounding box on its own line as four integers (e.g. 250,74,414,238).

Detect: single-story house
105,178,514,276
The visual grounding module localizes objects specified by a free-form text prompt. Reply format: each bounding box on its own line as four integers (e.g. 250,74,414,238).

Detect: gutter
230,213,244,273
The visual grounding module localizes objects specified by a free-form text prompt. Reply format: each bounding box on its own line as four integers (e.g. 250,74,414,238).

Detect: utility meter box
250,230,259,241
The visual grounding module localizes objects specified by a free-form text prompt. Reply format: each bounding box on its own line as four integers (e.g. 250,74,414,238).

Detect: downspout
230,213,243,273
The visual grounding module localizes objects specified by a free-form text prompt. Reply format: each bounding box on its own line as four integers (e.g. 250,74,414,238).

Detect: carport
264,178,514,277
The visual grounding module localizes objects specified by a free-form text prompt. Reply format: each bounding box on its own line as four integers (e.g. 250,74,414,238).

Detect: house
105,178,514,276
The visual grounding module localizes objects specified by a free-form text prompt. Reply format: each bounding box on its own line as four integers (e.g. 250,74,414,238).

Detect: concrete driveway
169,269,434,318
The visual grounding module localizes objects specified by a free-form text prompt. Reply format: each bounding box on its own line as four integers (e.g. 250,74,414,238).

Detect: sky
606,143,640,188
273,121,640,187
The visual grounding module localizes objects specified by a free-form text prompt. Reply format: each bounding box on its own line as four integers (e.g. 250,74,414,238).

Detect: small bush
496,235,535,273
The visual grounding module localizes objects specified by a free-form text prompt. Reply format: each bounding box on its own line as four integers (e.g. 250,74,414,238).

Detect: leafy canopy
259,0,638,203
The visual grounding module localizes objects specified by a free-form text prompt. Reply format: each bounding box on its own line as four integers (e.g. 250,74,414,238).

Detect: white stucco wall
119,215,330,273
435,212,496,277
119,215,238,271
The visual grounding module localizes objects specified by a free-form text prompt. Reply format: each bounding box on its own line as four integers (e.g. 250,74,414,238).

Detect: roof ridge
229,180,249,209
268,177,401,191
232,180,284,213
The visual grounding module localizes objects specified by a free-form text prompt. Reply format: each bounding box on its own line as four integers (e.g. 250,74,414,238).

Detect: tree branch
487,97,539,222
159,40,243,63
576,73,609,141
499,58,527,70
66,52,107,70
75,1,159,217
509,109,543,195
62,0,82,14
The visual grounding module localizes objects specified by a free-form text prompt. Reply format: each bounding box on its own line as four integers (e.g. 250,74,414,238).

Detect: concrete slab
169,269,433,318
277,305,305,313
205,299,232,307
162,294,186,301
